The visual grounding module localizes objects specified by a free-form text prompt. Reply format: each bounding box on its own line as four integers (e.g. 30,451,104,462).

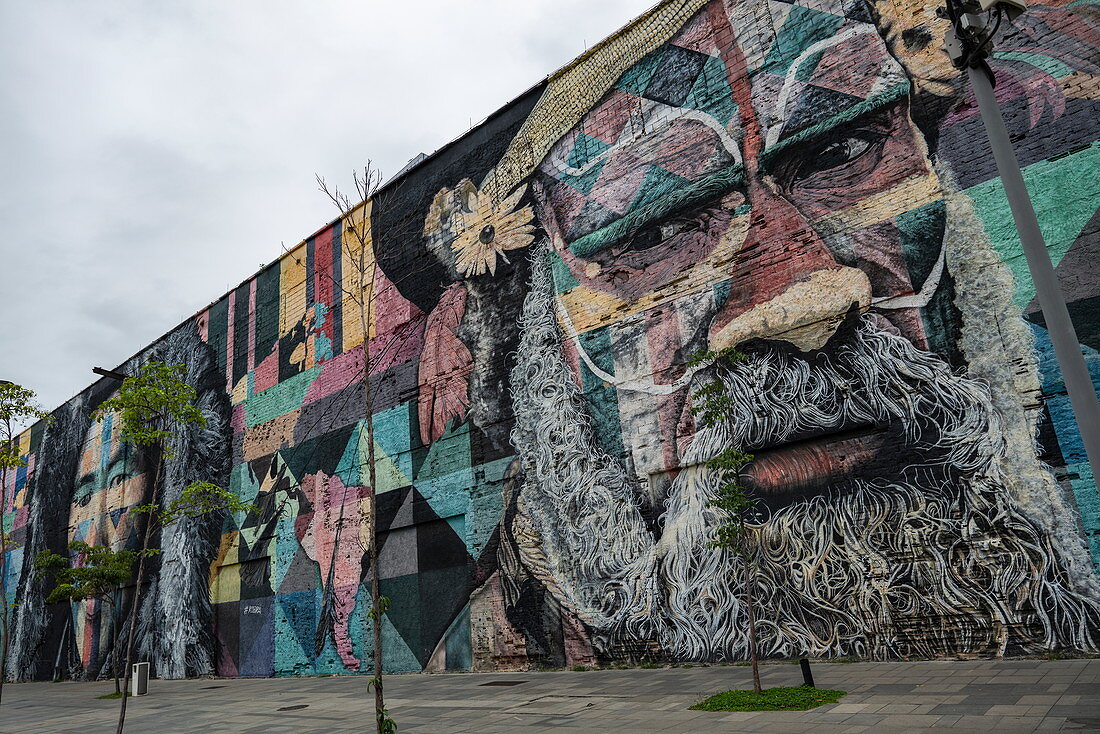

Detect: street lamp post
941,0,1100,490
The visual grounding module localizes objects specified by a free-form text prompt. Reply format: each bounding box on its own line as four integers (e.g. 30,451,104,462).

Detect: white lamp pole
942,0,1100,487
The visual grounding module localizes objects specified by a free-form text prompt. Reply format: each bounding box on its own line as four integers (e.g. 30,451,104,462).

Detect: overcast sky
0,0,656,427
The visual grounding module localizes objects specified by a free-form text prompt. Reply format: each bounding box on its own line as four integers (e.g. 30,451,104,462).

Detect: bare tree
316,163,397,734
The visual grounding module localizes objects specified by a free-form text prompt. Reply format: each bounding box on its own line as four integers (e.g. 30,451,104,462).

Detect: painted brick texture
4,0,1099,682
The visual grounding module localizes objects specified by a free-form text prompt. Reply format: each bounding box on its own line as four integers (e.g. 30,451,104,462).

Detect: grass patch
691,686,845,712
95,692,132,699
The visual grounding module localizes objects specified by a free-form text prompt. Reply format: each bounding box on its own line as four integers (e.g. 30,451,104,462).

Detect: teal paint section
897,199,946,289
1031,323,1100,570
3,547,22,607
468,456,512,559
443,604,472,671
559,157,607,197
373,403,415,483
756,5,844,76
381,613,423,673
417,419,472,481
713,278,732,312
417,468,473,521
629,166,692,215
246,366,321,428
614,46,663,95
335,422,364,487
684,55,738,125
965,143,1100,308
568,132,611,169
548,249,580,293
578,327,626,461
992,51,1075,79
445,515,466,547
273,590,318,676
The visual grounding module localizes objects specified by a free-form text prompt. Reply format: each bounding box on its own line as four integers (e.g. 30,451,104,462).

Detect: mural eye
791,132,881,182
623,217,699,253
75,481,94,506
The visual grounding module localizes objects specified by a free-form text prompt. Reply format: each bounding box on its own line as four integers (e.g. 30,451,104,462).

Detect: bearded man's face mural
497,0,1100,662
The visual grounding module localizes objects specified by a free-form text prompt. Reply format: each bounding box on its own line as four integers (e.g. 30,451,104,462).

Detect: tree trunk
0,420,11,704
117,444,163,733
0,444,8,704
53,612,71,682
357,244,386,734
111,599,120,695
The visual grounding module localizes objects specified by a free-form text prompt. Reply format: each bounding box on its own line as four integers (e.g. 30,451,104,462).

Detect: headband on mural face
420,0,713,280
478,0,712,207
423,0,928,280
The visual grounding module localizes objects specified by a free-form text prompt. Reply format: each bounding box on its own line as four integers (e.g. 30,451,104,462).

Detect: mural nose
709,180,871,353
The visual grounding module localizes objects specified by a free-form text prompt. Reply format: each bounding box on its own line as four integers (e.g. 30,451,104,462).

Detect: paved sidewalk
2,658,1098,733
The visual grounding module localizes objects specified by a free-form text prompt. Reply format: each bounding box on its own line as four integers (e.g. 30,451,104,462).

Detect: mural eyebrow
568,162,746,259
759,84,910,173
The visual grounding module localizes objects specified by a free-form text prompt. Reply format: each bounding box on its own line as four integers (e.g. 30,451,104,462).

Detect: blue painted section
1031,323,1100,569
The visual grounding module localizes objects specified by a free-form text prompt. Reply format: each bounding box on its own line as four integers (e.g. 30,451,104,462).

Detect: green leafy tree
93,363,251,734
0,381,51,705
690,348,762,694
34,542,142,695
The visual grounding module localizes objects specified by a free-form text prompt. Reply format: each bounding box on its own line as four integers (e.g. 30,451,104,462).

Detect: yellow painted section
340,201,376,352
209,532,241,604
811,173,943,237
279,243,308,336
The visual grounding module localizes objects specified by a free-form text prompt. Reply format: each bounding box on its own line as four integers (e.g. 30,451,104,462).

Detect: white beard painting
499,245,1100,664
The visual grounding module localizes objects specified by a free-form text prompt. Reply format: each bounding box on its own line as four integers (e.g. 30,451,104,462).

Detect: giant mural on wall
4,0,1100,681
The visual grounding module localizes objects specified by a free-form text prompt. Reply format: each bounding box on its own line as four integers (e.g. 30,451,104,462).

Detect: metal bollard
799,658,815,688
131,662,149,696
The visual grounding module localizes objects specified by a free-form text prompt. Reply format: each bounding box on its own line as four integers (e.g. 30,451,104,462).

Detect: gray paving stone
4,659,1100,733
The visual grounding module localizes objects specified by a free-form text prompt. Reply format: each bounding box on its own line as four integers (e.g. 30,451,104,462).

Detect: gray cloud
0,0,656,426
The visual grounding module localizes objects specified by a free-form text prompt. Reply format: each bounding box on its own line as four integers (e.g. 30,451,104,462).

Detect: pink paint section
368,266,427,376
216,628,239,677
12,505,30,533
303,346,363,405
252,346,280,394
294,473,370,670
231,403,247,434
313,227,336,363
418,284,473,446
669,7,717,55
248,278,257,376
645,307,688,470
226,290,236,393
561,335,584,391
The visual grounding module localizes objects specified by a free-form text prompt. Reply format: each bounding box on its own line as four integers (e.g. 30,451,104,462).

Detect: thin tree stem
117,442,163,733
320,168,388,731
112,598,120,695
357,222,386,733
0,419,9,704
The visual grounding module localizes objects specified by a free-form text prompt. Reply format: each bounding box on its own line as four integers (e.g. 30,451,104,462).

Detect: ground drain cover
480,680,527,687
200,686,224,690
277,704,309,711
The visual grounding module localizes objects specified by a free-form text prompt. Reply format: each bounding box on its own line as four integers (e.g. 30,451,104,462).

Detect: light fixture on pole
939,0,1100,488
92,367,129,382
